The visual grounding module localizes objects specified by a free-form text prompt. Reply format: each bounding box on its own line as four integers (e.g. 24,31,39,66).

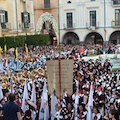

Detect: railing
112,0,120,6
63,23,75,29
111,21,120,27
113,0,120,5
1,23,11,31
21,23,33,30
86,22,99,29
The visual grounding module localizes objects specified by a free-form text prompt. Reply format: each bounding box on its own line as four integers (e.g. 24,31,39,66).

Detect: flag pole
58,0,61,98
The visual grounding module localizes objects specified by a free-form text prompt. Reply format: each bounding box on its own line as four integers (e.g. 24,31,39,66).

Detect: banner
47,59,73,97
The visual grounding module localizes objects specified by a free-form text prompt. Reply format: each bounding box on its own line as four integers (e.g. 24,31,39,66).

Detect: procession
0,44,119,120
1,0,120,120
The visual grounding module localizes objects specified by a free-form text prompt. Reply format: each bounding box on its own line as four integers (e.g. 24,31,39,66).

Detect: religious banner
46,59,73,97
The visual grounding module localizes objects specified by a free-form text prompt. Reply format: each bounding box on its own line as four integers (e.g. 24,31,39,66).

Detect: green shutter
5,11,8,23
28,13,30,23
21,12,24,23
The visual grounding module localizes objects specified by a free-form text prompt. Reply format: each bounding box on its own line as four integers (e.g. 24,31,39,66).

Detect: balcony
1,23,11,31
86,22,99,30
21,23,33,30
112,0,120,6
35,3,56,10
111,21,120,27
63,23,75,30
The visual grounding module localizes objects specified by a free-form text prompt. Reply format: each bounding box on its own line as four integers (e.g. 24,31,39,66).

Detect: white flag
0,83,3,100
5,58,9,72
74,90,79,120
51,92,58,120
86,83,93,120
22,80,29,113
39,81,49,120
0,60,3,73
31,82,36,104
31,82,36,120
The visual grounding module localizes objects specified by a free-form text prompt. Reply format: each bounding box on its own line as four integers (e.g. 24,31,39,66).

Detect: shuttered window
0,10,8,23
21,12,30,23
44,0,50,8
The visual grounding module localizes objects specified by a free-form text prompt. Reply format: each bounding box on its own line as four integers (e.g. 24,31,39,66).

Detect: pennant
39,81,49,120
31,82,36,104
25,44,28,56
4,44,7,56
0,83,3,100
22,80,29,113
86,83,93,120
15,47,18,59
10,58,15,70
74,89,79,120
0,46,2,60
51,91,58,120
0,60,3,73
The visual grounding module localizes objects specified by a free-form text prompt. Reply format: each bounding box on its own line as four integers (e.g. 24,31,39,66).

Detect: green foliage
112,68,120,72
0,34,49,49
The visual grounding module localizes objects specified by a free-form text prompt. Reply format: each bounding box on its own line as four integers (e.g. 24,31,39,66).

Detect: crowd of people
0,44,120,120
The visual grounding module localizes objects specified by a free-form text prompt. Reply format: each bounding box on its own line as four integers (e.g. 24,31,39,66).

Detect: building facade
0,0,35,37
34,0,58,44
59,0,120,44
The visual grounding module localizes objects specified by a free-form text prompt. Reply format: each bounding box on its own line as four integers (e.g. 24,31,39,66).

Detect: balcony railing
21,23,33,30
35,3,55,10
1,23,11,31
112,0,120,6
86,22,99,29
63,23,75,29
111,21,120,27
113,0,120,5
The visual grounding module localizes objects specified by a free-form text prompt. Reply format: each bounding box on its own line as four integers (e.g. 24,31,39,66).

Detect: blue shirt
3,102,20,120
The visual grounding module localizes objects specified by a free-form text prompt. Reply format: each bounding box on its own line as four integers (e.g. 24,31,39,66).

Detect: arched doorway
109,31,120,44
62,32,79,45
84,32,103,45
36,12,58,45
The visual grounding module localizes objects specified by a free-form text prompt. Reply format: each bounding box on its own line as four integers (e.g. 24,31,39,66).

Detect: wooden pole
58,0,61,98
58,50,61,97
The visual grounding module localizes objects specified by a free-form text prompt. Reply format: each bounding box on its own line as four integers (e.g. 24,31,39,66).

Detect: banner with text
46,59,73,97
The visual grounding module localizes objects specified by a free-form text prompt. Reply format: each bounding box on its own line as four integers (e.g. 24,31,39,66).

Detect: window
115,9,120,26
0,13,5,23
0,10,8,23
0,10,8,29
90,11,96,27
21,12,30,28
66,13,73,28
44,0,50,8
43,21,52,30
